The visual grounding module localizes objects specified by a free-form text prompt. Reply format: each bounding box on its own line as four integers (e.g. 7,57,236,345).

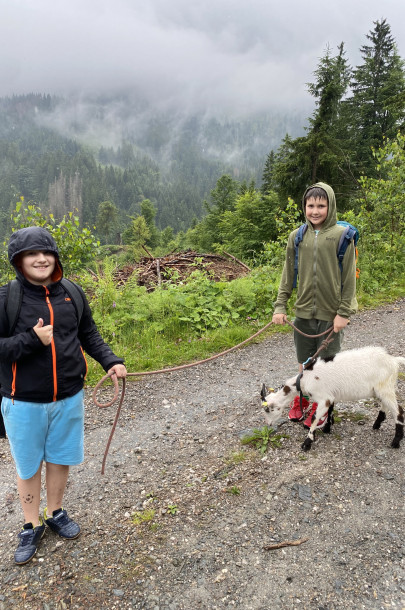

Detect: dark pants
293,317,344,364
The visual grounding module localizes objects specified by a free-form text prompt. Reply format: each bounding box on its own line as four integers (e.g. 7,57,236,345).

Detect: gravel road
1,299,405,610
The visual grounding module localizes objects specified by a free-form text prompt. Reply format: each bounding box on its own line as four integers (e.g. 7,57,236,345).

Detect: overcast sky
1,0,405,117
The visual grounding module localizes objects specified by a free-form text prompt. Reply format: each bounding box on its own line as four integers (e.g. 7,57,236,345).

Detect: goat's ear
260,383,267,401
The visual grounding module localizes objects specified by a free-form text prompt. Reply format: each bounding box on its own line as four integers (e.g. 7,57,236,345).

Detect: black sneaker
14,519,45,565
44,508,80,539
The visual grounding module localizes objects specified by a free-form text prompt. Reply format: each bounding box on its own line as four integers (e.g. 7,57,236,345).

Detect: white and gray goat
261,346,405,451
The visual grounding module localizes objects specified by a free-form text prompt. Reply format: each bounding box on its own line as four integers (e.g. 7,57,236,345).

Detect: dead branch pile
113,250,250,291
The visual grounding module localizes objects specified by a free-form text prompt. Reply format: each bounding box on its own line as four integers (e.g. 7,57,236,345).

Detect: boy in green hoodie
272,182,358,428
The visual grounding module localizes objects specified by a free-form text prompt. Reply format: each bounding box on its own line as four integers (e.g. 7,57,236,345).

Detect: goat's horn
260,383,267,401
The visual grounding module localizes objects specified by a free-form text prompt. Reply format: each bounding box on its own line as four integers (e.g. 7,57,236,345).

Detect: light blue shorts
1,390,84,480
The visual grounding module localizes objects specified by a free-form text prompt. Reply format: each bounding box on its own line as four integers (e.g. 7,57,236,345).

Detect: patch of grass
132,508,156,526
339,411,369,422
226,486,241,495
122,554,157,579
241,426,289,454
225,450,247,465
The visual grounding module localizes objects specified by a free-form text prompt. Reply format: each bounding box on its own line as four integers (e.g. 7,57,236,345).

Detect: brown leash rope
93,318,338,473
284,319,337,366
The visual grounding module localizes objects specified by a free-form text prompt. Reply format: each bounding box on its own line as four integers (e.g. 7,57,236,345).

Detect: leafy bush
0,199,100,282
342,134,405,300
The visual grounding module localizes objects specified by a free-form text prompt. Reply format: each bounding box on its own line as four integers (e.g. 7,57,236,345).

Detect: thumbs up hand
33,318,53,345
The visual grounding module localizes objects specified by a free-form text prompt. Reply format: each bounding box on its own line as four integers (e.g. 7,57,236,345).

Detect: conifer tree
271,44,352,203
347,19,405,176
261,150,276,195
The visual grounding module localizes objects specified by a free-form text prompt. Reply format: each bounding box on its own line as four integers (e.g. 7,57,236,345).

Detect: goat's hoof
373,423,381,430
391,439,400,449
301,439,312,451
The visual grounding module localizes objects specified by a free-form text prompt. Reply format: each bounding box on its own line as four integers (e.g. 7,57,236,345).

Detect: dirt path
1,299,405,609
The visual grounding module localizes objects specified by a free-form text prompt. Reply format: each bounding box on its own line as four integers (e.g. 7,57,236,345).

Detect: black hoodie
0,227,123,403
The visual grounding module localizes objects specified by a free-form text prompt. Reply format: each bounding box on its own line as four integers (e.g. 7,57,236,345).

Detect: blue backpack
292,221,359,289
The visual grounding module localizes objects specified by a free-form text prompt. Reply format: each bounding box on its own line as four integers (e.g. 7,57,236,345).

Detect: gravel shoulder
1,299,405,610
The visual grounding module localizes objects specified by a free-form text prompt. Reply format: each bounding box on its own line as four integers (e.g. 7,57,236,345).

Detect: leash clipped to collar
295,372,303,392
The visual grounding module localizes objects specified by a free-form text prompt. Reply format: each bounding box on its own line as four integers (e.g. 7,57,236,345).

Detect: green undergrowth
80,257,404,385
82,261,285,383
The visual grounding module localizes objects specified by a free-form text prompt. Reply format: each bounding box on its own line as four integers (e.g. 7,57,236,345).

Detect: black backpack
0,278,84,439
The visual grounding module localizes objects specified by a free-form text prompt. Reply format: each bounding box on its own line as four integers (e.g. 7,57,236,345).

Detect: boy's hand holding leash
272,313,287,325
333,314,350,332
108,364,127,379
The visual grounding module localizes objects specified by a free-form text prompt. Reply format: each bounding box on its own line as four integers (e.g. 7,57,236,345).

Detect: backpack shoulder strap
5,279,23,336
336,222,359,273
61,278,85,324
293,224,308,289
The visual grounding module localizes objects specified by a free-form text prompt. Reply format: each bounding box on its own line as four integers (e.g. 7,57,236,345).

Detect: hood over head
8,226,63,282
302,182,337,230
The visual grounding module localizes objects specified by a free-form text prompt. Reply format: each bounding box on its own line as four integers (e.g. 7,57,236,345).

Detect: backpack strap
4,278,84,336
336,224,358,273
60,278,84,324
292,224,308,289
5,280,23,336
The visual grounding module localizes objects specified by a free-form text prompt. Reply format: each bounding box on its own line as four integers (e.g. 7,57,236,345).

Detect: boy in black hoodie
0,227,126,564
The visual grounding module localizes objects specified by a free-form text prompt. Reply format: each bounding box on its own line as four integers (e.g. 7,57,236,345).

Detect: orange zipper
45,287,58,401
80,346,88,380
11,361,16,404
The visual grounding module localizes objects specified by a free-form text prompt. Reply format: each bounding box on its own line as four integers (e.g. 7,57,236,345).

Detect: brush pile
113,250,250,291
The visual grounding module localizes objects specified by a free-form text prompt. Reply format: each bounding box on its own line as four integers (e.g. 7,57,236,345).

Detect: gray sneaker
14,519,46,565
44,508,80,539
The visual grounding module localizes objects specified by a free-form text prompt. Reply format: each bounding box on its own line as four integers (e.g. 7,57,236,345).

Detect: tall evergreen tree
140,199,160,248
261,150,276,195
347,19,405,176
272,44,352,203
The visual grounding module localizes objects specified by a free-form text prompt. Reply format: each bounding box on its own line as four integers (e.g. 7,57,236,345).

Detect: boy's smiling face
305,196,328,229
20,250,56,286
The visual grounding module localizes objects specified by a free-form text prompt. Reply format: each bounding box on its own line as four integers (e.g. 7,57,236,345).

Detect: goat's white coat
263,346,405,448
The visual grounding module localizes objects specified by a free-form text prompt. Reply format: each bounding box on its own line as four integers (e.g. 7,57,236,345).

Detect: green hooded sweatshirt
273,182,358,321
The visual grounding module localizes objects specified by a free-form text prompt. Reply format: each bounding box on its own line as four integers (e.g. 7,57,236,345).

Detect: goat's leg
322,403,335,434
375,388,404,448
392,404,404,449
301,401,329,451
373,410,386,430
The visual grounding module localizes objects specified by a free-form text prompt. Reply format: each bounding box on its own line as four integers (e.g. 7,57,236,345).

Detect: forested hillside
0,93,303,243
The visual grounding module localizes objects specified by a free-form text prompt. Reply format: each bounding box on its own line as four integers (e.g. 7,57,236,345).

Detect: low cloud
0,0,404,117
